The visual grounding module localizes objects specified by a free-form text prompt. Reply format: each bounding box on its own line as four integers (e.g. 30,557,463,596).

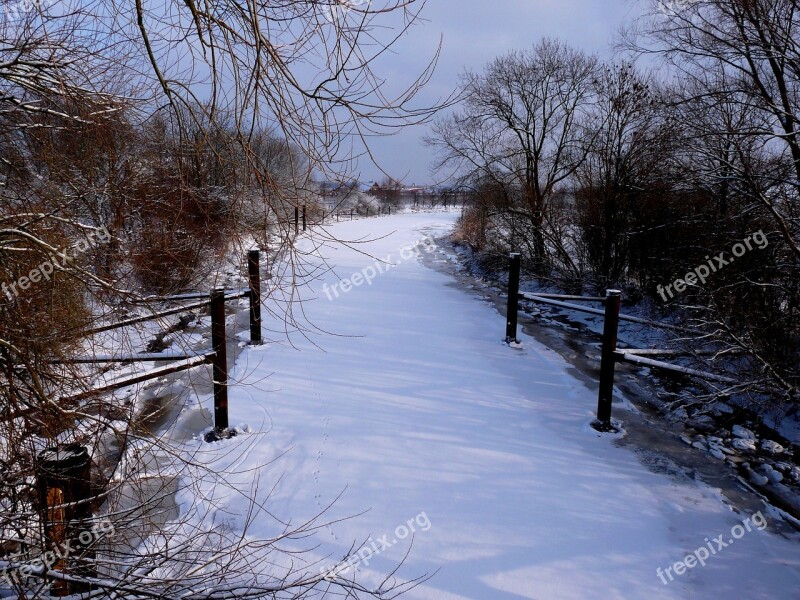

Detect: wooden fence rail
83,298,221,337
53,351,211,364
518,291,694,334
64,354,215,403
128,288,249,303
614,351,740,384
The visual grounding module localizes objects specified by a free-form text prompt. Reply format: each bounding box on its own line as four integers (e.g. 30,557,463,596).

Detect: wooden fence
502,253,743,432
32,249,266,594
68,251,265,431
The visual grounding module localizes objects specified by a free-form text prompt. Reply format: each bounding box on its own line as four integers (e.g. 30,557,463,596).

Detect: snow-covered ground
176,211,800,599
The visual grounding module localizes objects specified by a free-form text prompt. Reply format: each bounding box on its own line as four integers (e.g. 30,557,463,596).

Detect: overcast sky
353,0,643,186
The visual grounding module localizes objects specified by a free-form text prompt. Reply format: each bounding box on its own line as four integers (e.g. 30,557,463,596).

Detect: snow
733,425,757,440
732,438,757,453
762,440,787,456
174,212,800,598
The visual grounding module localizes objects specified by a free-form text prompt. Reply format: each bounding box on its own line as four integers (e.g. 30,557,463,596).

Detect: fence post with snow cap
247,250,262,345
37,444,94,596
210,289,229,432
505,253,521,343
594,289,621,431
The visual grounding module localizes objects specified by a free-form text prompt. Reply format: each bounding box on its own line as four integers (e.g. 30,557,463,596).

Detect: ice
179,212,800,599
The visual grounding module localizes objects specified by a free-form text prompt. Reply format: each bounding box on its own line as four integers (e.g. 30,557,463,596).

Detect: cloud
353,0,641,184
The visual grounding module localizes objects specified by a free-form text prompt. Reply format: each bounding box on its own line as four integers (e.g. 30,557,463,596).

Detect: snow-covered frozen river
178,211,800,599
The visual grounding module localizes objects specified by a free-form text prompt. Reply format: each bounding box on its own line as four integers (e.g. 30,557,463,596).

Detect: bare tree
622,0,800,403
428,39,598,273
572,63,673,289
629,0,800,257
